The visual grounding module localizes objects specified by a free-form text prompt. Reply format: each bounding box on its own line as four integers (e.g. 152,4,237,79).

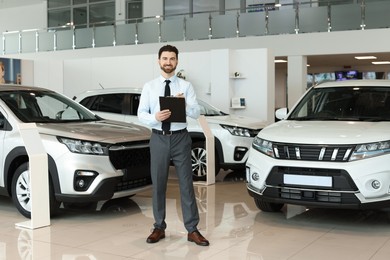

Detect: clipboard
159,96,186,123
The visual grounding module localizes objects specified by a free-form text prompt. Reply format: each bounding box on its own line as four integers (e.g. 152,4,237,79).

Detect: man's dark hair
158,45,179,59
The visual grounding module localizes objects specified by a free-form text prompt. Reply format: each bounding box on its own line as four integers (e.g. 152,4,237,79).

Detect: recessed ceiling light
354,56,377,60
274,59,287,63
372,61,390,65
275,4,282,7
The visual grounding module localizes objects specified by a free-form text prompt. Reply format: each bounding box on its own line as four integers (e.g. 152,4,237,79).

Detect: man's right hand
156,109,171,122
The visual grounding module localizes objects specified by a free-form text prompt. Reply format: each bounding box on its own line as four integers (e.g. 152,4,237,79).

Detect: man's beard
160,65,176,74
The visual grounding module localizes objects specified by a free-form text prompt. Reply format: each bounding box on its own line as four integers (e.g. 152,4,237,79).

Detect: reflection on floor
1,170,390,259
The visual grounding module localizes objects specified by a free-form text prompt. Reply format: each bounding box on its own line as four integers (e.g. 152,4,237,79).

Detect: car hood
260,120,390,144
206,115,268,129
36,119,151,143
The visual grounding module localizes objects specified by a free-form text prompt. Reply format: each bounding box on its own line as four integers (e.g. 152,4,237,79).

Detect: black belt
152,128,187,136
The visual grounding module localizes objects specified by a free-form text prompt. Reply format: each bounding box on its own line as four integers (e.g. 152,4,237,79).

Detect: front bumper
218,133,253,164
46,138,151,203
246,147,390,209
56,177,152,203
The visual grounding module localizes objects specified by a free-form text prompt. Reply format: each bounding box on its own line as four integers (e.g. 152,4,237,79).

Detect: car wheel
11,162,60,218
191,141,220,181
254,198,284,212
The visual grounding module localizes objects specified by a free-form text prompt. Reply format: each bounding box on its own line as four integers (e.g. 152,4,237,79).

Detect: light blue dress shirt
138,75,200,131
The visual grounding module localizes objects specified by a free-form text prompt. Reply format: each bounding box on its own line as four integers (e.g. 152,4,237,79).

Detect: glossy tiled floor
2,170,390,260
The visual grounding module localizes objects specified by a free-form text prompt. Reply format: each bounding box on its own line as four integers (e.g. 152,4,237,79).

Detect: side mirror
275,107,288,120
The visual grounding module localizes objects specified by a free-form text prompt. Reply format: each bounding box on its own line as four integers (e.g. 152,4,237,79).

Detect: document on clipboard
159,96,186,123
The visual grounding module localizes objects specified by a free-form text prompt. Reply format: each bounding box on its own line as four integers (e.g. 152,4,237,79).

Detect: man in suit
138,45,209,246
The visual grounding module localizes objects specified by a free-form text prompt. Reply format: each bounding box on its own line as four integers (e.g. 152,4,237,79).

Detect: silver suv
74,88,267,180
0,85,152,218
247,80,390,212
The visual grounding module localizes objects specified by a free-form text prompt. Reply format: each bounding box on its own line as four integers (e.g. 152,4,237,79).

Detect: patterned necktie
162,80,171,132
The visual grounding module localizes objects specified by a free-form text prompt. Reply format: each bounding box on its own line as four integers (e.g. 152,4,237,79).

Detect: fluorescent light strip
355,56,377,60
275,59,287,63
372,61,390,65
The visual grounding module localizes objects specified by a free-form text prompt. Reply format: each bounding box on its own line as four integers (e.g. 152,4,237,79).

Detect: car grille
263,166,359,205
108,141,152,190
273,143,356,162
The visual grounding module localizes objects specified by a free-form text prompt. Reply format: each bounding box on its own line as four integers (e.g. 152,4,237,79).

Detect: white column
210,49,230,113
287,55,307,109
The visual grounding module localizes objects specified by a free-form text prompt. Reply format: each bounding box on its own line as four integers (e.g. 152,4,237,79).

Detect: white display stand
195,115,215,186
15,123,50,229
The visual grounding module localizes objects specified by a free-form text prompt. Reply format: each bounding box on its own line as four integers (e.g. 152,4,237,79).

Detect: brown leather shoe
187,230,209,246
146,228,165,243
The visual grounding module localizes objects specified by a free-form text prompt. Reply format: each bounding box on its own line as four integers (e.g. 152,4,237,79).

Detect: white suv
74,88,267,180
0,85,152,218
246,80,390,212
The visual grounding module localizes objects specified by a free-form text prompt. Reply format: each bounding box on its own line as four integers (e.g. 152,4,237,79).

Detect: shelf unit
230,73,246,109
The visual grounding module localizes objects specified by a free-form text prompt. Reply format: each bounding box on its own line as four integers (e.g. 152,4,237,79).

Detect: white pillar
210,49,230,113
287,55,307,109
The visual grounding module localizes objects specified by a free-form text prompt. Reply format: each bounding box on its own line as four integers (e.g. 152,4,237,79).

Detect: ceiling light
275,59,287,63
354,56,377,60
372,61,390,65
275,4,282,7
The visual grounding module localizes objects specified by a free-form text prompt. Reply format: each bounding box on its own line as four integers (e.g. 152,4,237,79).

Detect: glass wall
47,0,115,28
127,0,143,23
3,0,390,54
164,0,191,19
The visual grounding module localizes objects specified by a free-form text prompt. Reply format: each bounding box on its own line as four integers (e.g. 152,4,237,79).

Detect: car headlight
350,140,390,161
58,137,109,155
252,136,275,157
221,124,253,137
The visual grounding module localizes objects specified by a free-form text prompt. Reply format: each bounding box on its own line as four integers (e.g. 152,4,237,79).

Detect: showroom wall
3,2,390,121
63,48,274,123
8,27,390,122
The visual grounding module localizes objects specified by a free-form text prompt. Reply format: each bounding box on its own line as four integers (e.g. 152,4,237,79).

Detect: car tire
191,141,220,181
254,198,284,212
11,162,61,218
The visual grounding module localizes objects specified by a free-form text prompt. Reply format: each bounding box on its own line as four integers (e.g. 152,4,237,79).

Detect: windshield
0,90,99,123
198,99,228,116
288,86,390,121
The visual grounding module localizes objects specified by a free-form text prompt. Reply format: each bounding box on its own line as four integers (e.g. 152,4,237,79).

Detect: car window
88,94,125,114
130,94,140,116
0,109,12,131
0,91,98,123
80,93,228,117
82,93,140,116
0,111,5,130
197,100,227,116
289,86,390,121
79,96,94,108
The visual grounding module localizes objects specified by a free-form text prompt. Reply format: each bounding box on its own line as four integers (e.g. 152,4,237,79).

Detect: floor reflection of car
17,229,99,260
0,85,152,218
73,88,267,181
